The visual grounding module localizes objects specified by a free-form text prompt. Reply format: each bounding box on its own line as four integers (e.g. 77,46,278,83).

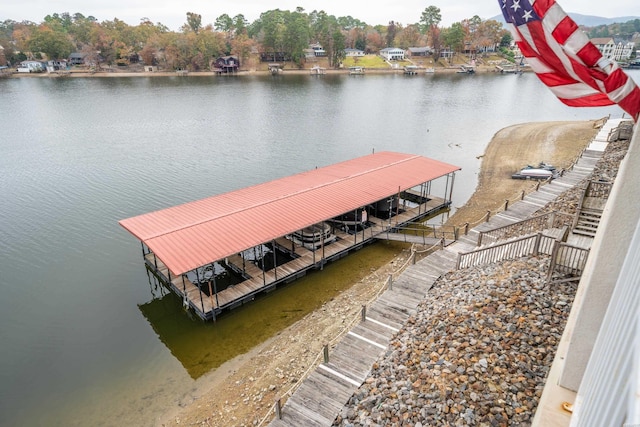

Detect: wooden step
572,226,597,237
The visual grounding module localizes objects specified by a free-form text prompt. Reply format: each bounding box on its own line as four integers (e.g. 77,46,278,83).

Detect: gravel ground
333,257,575,427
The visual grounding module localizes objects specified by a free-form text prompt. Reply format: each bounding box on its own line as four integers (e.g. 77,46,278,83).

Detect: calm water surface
0,71,635,426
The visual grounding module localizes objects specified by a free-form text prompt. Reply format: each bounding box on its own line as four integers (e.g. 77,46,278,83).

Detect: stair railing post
275,398,282,419
534,232,542,256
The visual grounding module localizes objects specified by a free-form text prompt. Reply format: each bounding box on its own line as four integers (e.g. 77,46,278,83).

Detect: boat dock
141,194,451,320
120,152,460,321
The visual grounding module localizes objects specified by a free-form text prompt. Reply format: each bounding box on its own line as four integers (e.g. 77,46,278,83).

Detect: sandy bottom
157,120,602,427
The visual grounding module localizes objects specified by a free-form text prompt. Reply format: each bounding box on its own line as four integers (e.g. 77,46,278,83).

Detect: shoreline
159,120,601,427
5,64,513,79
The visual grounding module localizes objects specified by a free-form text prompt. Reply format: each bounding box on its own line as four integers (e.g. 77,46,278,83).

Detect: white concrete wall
560,121,640,391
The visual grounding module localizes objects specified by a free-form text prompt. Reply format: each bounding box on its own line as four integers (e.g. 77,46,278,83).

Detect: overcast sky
2,0,637,31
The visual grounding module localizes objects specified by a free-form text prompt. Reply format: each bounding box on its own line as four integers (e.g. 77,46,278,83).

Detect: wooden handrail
547,241,591,283
477,211,573,246
458,233,557,270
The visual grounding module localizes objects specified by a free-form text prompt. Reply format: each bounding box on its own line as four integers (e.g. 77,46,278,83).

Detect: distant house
591,37,635,61
17,60,44,73
612,40,635,61
407,47,432,57
46,59,67,72
380,47,405,61
69,52,87,66
591,37,616,59
260,52,291,62
309,43,326,57
213,55,240,73
345,48,365,57
440,49,455,59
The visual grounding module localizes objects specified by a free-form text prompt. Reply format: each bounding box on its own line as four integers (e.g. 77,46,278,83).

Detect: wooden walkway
268,129,609,426
146,196,450,320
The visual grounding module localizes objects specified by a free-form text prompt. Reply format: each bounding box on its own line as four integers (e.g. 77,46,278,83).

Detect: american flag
499,0,640,121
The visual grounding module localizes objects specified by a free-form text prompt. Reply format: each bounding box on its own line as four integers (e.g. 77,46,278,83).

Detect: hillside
490,13,640,27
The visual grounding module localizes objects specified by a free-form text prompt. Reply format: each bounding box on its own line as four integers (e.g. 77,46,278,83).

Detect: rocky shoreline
333,257,575,426
332,131,630,426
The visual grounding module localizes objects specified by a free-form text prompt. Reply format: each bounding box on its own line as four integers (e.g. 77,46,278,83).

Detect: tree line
0,7,512,70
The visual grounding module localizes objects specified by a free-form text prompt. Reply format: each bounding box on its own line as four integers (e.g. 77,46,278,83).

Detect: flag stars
511,0,522,12
522,9,533,22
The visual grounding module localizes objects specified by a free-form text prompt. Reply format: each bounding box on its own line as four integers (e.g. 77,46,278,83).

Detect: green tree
500,32,513,47
214,14,233,33
420,6,441,33
29,24,74,59
233,14,248,36
329,28,345,67
419,5,441,47
259,9,287,58
386,21,398,46
310,10,331,46
43,12,72,32
284,10,310,67
185,12,202,34
67,13,97,47
441,22,466,54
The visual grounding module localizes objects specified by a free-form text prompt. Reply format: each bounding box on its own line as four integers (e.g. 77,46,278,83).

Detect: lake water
0,70,635,426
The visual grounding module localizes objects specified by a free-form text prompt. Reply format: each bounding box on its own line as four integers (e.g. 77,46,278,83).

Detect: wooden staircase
573,208,603,237
571,181,611,237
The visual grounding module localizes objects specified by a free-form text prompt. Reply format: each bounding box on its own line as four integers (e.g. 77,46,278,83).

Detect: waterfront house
69,52,87,66
380,47,405,61
46,59,68,72
590,37,635,62
407,47,432,57
213,55,240,73
309,43,327,57
17,60,44,73
260,52,291,62
345,48,365,57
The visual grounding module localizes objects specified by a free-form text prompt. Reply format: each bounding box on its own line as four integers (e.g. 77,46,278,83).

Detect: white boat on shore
511,168,558,180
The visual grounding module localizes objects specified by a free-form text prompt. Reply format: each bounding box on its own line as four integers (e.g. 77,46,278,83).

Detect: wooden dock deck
145,195,451,320
267,136,606,426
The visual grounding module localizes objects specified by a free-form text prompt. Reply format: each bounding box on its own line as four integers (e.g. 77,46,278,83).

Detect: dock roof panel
119,151,460,275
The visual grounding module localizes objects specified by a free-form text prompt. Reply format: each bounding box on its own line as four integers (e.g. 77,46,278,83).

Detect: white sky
2,0,638,31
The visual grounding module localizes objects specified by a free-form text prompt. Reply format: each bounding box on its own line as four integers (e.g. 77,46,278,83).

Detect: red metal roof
119,151,460,276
